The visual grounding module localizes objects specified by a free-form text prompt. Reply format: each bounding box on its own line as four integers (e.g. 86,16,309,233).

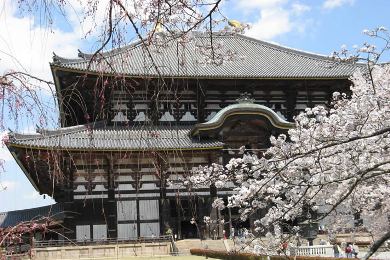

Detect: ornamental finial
52,52,61,64
236,92,254,104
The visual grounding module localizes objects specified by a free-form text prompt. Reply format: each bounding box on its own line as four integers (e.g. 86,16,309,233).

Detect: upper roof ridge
9,122,196,141
235,34,360,64
55,32,358,65
76,39,144,60
37,121,107,136
9,121,106,141
52,32,242,64
50,32,361,79
52,52,83,65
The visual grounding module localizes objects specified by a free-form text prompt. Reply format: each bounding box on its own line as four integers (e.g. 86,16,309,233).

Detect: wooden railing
34,235,173,248
292,245,334,257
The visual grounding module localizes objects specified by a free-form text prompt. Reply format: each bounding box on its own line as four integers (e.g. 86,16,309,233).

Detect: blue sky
1,0,390,212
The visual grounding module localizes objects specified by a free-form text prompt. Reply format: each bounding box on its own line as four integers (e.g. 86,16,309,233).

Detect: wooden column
284,89,297,121
196,84,206,123
148,84,161,124
136,173,141,238
176,196,182,239
197,197,207,239
106,156,117,239
158,157,170,236
160,196,171,236
63,157,76,240
208,152,222,239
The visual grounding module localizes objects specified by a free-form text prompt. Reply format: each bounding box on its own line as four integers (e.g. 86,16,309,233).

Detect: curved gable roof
191,102,295,136
51,32,361,79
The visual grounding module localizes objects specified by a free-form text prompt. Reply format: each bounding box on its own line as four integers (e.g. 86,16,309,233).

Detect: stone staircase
174,239,230,255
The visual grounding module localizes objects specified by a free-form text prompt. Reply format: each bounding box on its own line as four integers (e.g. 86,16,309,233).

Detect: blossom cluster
185,63,390,254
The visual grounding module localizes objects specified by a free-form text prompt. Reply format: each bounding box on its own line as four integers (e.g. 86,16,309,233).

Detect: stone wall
33,242,171,260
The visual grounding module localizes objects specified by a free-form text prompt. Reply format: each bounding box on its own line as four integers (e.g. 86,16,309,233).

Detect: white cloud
246,8,292,40
322,0,355,9
0,0,82,83
291,3,311,15
65,0,111,40
243,1,311,40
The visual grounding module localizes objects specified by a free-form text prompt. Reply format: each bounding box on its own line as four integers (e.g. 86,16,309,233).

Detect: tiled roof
0,204,63,228
7,123,223,151
51,32,361,79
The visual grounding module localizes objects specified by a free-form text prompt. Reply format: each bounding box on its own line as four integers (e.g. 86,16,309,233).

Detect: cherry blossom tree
2,1,389,259
185,28,390,260
0,217,53,258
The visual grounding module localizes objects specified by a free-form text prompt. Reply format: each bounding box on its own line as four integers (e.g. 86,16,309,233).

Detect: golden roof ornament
155,20,163,33
228,20,243,29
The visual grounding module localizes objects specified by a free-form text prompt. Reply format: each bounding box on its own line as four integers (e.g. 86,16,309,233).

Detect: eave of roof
7,147,40,192
50,64,357,80
6,123,224,152
0,204,63,228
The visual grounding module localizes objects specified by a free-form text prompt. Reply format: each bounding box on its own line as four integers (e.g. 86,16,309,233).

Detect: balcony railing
34,235,173,248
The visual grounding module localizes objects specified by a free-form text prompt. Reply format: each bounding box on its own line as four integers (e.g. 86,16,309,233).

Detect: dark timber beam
63,156,76,240
106,155,117,239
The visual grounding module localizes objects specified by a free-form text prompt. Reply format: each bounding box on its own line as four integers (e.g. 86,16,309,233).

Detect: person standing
345,243,352,258
352,243,359,258
333,243,340,258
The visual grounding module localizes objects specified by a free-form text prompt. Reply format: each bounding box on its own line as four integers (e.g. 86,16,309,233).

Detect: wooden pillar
197,197,207,239
148,84,161,124
196,83,206,123
208,152,221,239
176,196,182,239
284,89,297,121
106,156,117,239
136,173,141,238
159,168,170,236
160,198,170,236
63,157,76,240
228,207,232,238
265,90,271,108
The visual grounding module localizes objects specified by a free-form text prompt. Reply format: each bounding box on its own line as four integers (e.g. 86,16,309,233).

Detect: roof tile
52,33,361,79
8,124,223,151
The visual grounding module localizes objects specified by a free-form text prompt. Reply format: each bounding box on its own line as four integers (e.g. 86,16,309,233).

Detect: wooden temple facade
5,32,358,242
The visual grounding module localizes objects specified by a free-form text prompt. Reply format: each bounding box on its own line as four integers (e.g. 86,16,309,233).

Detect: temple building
3,32,358,242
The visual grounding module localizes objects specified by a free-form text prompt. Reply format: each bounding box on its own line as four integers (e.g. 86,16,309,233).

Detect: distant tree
185,28,390,260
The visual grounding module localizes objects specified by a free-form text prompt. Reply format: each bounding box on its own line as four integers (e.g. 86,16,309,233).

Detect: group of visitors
345,243,359,258
333,242,359,258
